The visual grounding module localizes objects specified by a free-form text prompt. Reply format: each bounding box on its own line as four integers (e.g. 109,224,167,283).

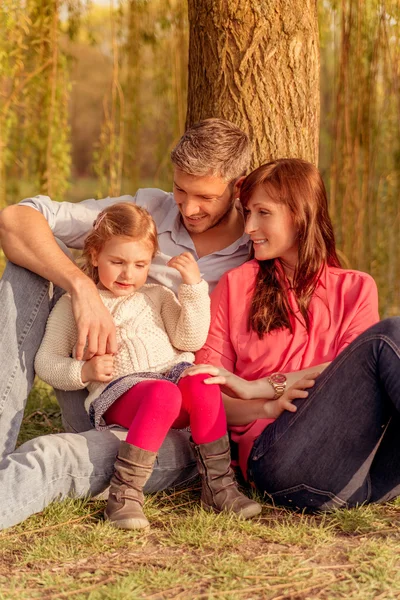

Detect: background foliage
0,0,399,314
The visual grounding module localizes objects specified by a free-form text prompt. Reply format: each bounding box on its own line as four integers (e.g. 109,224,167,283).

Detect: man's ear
233,175,246,198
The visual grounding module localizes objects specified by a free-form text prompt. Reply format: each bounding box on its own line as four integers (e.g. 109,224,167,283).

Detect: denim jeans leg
0,427,197,530
0,262,51,460
0,239,78,456
248,318,400,511
368,412,400,503
55,389,93,433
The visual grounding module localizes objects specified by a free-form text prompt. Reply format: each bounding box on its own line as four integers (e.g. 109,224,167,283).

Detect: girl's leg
103,380,183,529
248,317,400,511
104,380,183,452
175,373,226,443
176,374,261,519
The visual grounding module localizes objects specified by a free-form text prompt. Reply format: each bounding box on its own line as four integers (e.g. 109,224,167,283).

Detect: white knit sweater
34,280,210,411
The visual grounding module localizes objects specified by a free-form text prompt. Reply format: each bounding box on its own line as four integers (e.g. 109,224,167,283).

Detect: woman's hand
181,364,254,400
167,252,201,285
262,372,319,419
81,354,114,384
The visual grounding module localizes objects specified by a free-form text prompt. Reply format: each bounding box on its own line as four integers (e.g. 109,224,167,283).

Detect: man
0,118,251,529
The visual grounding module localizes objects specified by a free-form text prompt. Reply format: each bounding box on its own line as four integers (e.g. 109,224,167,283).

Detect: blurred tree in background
0,0,399,315
319,0,400,315
0,0,73,207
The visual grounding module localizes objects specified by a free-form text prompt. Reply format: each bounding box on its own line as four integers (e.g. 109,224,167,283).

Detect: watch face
271,373,286,384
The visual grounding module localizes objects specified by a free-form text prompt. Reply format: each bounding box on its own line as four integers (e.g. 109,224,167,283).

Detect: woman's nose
244,213,257,234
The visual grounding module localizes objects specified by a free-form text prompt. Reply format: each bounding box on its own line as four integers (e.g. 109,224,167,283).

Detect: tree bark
186,0,320,168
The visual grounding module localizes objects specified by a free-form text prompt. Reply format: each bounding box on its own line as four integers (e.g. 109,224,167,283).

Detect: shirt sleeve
336,273,380,353
19,194,138,249
195,273,237,371
159,280,211,351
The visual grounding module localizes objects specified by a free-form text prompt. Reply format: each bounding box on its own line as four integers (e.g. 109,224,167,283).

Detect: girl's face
244,187,299,270
92,236,153,297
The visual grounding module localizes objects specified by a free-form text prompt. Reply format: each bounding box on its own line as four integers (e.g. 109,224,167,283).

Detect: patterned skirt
89,361,192,430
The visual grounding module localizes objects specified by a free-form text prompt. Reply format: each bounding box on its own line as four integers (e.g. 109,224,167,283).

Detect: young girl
35,203,268,530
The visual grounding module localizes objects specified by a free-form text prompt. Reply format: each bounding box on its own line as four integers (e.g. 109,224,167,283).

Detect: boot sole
104,511,150,530
201,500,262,520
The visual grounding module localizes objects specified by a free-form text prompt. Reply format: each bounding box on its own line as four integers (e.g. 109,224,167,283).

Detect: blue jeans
0,259,198,530
248,318,400,511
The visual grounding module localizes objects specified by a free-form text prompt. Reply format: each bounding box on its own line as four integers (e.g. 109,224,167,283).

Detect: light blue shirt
20,189,250,294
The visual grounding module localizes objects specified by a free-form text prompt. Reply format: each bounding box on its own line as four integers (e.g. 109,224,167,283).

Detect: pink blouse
195,260,380,478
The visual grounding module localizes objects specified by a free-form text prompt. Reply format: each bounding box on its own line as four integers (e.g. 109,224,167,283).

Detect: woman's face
244,187,298,269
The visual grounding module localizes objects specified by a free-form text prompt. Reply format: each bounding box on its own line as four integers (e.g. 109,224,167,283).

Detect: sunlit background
1,0,399,316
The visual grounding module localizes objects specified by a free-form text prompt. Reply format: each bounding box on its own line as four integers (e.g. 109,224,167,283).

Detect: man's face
173,168,236,234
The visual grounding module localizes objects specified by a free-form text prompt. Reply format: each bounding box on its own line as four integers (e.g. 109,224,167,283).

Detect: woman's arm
182,362,329,401
336,273,379,352
223,373,318,425
223,394,267,425
255,362,330,399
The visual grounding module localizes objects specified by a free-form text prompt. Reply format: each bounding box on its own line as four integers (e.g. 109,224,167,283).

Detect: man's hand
181,364,254,400
167,252,201,285
81,354,114,384
70,279,117,360
262,372,319,419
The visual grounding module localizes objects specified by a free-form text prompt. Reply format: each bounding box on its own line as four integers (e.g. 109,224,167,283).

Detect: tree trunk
186,0,320,168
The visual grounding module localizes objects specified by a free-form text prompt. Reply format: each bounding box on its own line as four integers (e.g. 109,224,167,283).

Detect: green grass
2,386,400,599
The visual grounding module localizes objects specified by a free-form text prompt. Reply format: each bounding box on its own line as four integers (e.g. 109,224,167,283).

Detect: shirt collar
157,199,250,256
273,260,327,290
156,199,180,235
316,263,328,289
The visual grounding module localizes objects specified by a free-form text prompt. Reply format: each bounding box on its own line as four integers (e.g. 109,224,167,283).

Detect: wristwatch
267,372,287,400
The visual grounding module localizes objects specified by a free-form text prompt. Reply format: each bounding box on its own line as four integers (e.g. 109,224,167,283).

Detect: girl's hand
181,364,254,400
81,354,114,384
168,252,201,285
263,372,319,419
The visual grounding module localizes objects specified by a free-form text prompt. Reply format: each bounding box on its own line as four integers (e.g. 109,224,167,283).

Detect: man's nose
180,197,201,216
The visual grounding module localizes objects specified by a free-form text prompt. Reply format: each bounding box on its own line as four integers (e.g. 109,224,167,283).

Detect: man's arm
0,205,117,359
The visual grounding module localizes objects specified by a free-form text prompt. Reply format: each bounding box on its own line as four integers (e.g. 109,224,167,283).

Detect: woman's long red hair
240,159,341,338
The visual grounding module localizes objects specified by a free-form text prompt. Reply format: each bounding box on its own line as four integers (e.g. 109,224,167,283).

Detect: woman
186,158,400,511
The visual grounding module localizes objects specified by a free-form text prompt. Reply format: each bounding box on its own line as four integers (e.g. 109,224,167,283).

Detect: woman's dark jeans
248,317,400,511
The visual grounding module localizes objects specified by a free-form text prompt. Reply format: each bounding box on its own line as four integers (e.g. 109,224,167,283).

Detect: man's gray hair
171,118,251,182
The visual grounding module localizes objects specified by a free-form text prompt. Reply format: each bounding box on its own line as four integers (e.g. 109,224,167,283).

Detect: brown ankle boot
104,441,157,530
192,434,262,520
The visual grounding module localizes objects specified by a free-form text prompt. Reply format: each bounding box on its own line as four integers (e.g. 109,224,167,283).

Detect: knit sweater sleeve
34,294,86,390
159,279,211,351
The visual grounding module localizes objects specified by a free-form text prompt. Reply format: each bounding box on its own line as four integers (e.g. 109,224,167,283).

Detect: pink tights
103,374,227,452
